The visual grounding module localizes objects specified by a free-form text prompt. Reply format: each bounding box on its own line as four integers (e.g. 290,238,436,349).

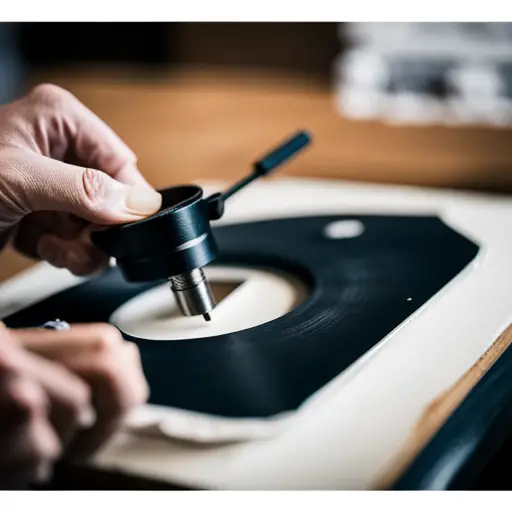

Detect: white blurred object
339,49,391,90
335,23,512,127
446,64,504,99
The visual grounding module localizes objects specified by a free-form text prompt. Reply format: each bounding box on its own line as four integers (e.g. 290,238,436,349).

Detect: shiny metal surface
41,319,71,331
169,268,216,320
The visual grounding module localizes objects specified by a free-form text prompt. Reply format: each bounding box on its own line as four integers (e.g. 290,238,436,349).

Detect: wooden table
0,69,510,487
2,65,512,280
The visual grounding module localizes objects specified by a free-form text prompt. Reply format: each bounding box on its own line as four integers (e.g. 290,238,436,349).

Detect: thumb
17,153,162,225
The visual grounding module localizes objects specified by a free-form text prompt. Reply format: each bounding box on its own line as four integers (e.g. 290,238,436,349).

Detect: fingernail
125,186,162,215
39,237,91,273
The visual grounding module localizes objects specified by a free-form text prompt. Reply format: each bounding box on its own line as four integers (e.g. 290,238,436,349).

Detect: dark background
2,23,340,85
18,22,340,74
1,22,341,103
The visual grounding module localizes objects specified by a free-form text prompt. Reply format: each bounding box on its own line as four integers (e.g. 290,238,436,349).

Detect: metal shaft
169,268,216,321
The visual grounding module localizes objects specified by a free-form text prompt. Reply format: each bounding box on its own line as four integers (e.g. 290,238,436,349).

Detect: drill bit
169,268,216,320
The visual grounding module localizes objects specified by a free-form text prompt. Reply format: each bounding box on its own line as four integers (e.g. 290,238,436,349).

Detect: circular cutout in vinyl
2,214,479,420
110,266,309,341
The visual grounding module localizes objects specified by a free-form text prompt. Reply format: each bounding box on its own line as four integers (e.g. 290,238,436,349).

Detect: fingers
17,323,123,358
14,212,87,250
15,349,93,448
66,341,148,458
0,84,161,275
1,330,93,449
11,211,87,259
0,321,16,346
36,232,109,277
11,212,109,276
1,148,161,226
21,84,151,189
15,324,149,459
0,362,61,488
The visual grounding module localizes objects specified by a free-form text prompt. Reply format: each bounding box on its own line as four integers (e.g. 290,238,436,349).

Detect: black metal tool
91,130,312,321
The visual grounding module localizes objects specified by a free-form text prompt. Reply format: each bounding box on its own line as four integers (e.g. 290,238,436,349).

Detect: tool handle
254,130,311,177
207,130,312,219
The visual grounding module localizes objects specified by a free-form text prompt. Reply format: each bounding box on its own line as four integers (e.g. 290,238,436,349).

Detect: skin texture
0,323,88,488
14,324,149,460
0,83,162,275
0,85,159,489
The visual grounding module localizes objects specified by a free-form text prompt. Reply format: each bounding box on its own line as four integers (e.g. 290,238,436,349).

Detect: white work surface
1,178,511,489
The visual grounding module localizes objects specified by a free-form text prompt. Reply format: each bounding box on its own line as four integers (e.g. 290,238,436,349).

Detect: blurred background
1,22,512,279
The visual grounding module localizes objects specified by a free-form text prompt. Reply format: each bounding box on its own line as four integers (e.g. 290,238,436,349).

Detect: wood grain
22,66,512,192
374,322,512,489
1,67,510,488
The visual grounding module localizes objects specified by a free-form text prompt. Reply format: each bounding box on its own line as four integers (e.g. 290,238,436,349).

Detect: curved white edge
110,267,306,341
1,178,511,490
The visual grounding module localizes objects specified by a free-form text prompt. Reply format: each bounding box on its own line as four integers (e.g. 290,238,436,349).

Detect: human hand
0,84,162,275
0,323,92,489
13,323,148,459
